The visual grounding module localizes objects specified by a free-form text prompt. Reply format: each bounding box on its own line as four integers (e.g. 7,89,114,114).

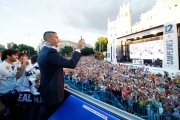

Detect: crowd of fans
0,49,180,119
0,50,40,120
64,56,180,118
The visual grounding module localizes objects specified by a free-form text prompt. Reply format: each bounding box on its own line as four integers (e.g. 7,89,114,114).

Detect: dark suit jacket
38,46,81,105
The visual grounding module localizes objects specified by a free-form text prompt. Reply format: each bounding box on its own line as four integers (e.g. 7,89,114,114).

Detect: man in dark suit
37,31,84,120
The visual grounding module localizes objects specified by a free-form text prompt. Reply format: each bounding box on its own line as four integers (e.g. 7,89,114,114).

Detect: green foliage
11,44,18,50
61,46,73,56
0,47,5,51
95,37,108,52
11,44,37,57
81,47,94,56
94,51,104,60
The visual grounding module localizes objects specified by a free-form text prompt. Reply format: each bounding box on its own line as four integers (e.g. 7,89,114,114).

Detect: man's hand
63,68,68,72
76,39,85,50
64,84,69,88
22,60,29,69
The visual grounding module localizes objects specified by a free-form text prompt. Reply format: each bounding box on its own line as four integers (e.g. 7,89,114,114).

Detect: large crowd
0,49,180,119
64,56,180,118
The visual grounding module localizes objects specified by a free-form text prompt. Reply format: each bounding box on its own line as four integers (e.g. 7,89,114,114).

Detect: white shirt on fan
20,62,40,92
13,59,22,68
0,61,17,94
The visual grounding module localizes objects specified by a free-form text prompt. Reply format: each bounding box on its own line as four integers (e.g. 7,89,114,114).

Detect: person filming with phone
37,31,85,120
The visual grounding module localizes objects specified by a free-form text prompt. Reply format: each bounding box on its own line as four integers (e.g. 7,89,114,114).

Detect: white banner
163,21,179,70
112,39,117,63
112,43,116,60
107,44,111,58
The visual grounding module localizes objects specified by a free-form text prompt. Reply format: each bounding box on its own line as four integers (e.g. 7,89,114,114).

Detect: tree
60,46,73,56
95,37,108,52
94,52,104,60
81,47,94,56
11,44,37,57
0,46,5,51
18,44,37,56
11,44,18,50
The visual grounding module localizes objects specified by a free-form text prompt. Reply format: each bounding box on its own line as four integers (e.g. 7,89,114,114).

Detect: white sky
0,0,156,48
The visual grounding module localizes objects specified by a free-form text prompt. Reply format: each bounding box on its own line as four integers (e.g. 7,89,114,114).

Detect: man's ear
6,55,10,59
46,36,51,42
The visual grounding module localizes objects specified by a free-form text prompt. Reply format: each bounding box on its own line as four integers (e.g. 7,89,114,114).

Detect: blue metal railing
64,79,180,120
140,114,179,120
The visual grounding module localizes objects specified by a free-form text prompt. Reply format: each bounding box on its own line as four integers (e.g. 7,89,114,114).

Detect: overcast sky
0,0,156,48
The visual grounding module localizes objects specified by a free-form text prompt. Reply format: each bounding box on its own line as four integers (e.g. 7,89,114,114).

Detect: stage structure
107,0,180,70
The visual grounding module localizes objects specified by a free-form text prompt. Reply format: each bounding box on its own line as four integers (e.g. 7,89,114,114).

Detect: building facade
107,2,132,43
37,39,93,54
7,42,15,49
37,40,43,54
108,0,180,40
58,40,77,51
132,0,180,33
107,0,180,65
83,43,93,49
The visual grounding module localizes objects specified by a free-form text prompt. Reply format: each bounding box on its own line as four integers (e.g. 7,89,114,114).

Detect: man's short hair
18,53,26,59
22,50,27,54
30,55,38,64
43,31,57,41
1,49,18,61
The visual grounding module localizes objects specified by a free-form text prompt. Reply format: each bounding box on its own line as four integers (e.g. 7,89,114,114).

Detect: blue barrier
64,80,80,91
65,80,126,111
140,114,180,120
49,95,122,120
64,80,180,120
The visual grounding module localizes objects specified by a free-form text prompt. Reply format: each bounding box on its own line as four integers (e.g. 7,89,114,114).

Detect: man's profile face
8,53,18,62
49,33,59,47
19,55,26,63
0,51,2,57
23,55,28,63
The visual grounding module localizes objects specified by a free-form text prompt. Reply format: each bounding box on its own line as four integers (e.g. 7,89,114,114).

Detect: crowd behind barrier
0,53,180,120
63,56,180,120
65,79,180,120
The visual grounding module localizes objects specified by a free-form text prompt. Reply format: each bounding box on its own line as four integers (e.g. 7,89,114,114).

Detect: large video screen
129,40,163,59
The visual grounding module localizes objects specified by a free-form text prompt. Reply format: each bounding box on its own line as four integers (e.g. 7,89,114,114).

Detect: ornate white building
107,2,132,63
107,0,180,63
107,2,132,43
132,0,180,33
108,0,180,40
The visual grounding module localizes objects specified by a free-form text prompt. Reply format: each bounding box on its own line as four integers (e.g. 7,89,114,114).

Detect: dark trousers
38,103,61,120
29,106,40,120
